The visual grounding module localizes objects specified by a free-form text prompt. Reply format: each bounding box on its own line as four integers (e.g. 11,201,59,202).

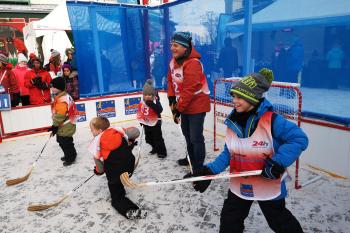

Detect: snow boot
126,209,148,220
177,157,189,166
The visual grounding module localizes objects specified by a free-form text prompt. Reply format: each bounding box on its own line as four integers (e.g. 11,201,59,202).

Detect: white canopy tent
226,0,350,32
23,2,72,65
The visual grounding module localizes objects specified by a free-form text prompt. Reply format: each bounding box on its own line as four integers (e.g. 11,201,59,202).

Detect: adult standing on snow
167,32,211,170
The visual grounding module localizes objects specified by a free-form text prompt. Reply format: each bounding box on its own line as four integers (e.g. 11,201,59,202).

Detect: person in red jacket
89,117,147,220
12,53,30,106
0,53,20,107
167,32,211,170
24,58,52,105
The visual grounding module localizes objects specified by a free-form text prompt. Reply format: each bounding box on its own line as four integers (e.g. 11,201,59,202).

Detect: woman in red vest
167,31,210,170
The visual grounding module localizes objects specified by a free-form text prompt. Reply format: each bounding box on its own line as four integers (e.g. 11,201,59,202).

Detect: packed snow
1,118,349,233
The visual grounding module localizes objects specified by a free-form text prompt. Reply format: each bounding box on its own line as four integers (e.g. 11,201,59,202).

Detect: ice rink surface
1,119,349,233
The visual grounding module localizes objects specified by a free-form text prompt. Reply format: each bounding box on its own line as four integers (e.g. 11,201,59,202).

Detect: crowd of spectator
0,45,79,108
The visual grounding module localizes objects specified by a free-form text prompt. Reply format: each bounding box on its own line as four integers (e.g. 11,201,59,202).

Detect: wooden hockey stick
134,125,144,169
27,173,95,211
6,134,52,186
120,170,262,189
177,123,193,174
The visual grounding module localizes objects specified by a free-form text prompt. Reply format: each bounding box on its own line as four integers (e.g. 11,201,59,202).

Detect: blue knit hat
171,32,192,48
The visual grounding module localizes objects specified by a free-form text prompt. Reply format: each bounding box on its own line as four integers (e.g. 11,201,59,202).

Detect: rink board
1,92,349,179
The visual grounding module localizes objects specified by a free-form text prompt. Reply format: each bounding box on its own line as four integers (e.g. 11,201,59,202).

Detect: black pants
105,150,139,218
144,121,167,156
180,112,206,170
20,95,30,106
56,135,77,162
108,180,139,218
220,191,304,233
11,93,20,107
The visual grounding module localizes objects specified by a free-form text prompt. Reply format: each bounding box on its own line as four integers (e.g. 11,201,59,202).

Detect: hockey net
213,78,302,188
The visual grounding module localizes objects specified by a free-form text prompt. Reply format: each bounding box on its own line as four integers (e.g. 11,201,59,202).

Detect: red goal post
213,78,303,189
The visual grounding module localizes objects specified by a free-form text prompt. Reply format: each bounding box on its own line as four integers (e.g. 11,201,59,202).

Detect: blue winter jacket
207,98,308,199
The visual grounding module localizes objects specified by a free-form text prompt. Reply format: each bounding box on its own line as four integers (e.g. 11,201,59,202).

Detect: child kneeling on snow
89,116,147,220
136,79,167,158
49,76,77,166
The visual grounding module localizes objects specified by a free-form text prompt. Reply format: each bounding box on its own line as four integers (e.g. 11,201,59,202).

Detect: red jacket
24,68,52,105
167,47,210,114
99,128,123,160
0,67,19,95
12,64,30,96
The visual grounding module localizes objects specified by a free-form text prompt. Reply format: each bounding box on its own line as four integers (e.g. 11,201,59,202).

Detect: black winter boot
177,157,189,166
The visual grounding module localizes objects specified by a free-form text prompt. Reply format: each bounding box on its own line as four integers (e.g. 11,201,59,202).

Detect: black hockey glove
173,111,181,124
32,76,43,88
128,139,138,150
48,125,59,136
261,157,285,180
184,166,213,193
94,166,104,176
145,100,154,107
39,81,49,90
168,96,176,107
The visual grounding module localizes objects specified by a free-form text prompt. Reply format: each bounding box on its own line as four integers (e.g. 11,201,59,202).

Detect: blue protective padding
226,15,350,32
66,0,350,121
302,111,350,126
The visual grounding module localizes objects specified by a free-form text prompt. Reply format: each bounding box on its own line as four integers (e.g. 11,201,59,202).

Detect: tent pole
243,0,253,75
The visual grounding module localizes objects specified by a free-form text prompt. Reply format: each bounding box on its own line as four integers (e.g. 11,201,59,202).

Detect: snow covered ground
1,119,349,233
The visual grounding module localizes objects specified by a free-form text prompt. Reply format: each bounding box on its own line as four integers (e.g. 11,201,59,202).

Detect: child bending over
89,116,147,220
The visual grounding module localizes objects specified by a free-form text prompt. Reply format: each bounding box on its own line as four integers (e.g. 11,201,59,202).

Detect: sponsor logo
252,140,269,147
96,100,116,118
76,103,87,122
124,97,141,115
240,184,254,197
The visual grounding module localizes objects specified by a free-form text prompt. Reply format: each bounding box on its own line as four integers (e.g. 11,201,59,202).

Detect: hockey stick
134,125,144,169
27,173,95,211
6,134,52,186
177,123,193,174
120,170,262,189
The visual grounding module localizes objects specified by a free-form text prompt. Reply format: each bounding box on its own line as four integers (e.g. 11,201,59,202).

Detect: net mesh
214,78,301,121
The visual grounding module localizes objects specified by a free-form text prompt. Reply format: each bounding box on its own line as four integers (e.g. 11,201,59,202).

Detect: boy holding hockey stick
49,76,77,166
185,68,308,233
89,116,147,220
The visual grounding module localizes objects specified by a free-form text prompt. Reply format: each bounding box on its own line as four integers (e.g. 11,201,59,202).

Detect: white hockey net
213,78,303,188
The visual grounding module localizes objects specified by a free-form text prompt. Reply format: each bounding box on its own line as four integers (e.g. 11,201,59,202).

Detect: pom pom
145,79,154,86
259,68,274,84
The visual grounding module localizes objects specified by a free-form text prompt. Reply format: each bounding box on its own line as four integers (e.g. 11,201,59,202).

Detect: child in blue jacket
186,68,308,233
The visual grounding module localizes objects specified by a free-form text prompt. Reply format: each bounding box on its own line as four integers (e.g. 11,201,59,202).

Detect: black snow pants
56,135,77,162
220,190,304,233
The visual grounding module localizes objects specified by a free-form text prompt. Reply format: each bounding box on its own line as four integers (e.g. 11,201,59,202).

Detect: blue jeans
180,112,206,170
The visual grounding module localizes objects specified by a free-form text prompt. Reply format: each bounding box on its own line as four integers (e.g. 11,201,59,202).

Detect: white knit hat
17,53,28,63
